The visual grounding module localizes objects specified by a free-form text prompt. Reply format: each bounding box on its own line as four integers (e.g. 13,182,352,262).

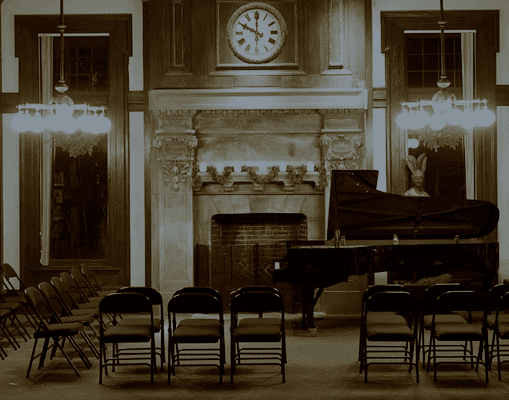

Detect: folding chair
38,282,100,359
80,264,118,297
489,291,509,380
99,292,156,384
24,287,91,378
230,286,287,364
485,283,509,368
359,284,410,363
0,291,31,340
230,289,286,383
419,283,471,368
1,263,37,329
0,307,22,352
167,291,224,384
60,272,103,305
50,276,99,312
428,290,489,383
360,291,420,383
70,268,107,302
115,287,165,371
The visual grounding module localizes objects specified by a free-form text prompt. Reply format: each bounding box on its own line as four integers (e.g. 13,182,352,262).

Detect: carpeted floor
1,312,509,400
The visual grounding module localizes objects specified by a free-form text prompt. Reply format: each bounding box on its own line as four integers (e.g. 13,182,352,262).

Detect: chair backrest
496,291,509,315
362,284,408,304
2,262,24,293
60,271,88,301
365,291,419,317
51,276,79,309
39,281,67,317
486,283,509,312
168,292,223,316
433,290,488,315
80,263,103,291
174,286,223,307
25,286,56,326
99,292,153,315
117,287,163,308
230,291,285,314
70,268,97,296
421,283,471,314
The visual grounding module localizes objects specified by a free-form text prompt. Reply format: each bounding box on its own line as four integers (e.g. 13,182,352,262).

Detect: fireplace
149,88,368,311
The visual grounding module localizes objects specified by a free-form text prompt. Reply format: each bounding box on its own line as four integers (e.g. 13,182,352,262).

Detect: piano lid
327,170,499,241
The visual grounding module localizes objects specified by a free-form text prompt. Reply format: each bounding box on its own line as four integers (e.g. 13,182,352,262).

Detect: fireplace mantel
149,88,367,111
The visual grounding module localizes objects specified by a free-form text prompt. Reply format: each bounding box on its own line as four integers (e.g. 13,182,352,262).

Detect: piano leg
300,287,324,330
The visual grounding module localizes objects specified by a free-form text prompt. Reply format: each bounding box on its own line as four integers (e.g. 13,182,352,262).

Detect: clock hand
239,22,256,35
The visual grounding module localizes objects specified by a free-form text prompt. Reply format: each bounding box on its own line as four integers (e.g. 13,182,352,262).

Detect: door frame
14,14,132,286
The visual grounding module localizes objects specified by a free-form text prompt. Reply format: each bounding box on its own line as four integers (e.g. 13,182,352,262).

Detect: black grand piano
273,170,500,329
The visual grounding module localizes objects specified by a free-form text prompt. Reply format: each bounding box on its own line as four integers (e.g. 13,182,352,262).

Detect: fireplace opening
195,213,308,312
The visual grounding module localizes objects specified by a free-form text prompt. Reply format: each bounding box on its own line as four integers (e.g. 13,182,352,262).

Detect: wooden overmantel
149,88,367,111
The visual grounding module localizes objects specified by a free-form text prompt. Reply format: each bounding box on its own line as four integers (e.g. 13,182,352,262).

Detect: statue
403,153,430,197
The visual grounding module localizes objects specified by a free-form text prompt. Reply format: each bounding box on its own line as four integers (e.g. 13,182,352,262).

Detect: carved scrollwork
155,133,198,191
319,133,363,171
161,161,192,191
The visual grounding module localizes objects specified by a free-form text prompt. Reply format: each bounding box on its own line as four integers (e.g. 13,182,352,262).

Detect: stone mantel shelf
149,88,367,111
195,171,326,192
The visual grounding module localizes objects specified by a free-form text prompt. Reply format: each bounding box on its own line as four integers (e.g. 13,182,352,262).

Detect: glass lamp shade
10,111,30,132
396,108,411,129
429,112,447,131
411,108,430,130
460,109,477,129
28,112,45,133
445,107,463,126
431,87,456,113
477,106,496,127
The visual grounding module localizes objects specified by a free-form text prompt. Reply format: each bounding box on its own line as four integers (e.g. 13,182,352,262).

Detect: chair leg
26,337,40,378
53,337,82,377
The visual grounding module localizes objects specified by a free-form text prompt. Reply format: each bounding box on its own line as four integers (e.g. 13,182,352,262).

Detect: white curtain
40,35,53,266
462,32,475,199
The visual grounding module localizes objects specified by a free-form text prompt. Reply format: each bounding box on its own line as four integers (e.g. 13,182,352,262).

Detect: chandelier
396,0,495,131
10,0,111,134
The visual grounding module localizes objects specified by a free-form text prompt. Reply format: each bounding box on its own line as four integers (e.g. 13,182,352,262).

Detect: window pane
408,72,422,88
407,38,422,53
423,55,439,71
423,71,439,87
423,37,439,53
407,55,422,71
50,134,108,259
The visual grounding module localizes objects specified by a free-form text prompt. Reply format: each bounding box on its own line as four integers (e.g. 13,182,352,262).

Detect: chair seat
238,317,282,326
173,325,221,343
102,325,152,343
118,317,162,332
434,323,483,341
34,322,84,338
60,314,96,325
233,323,282,341
487,313,509,326
367,312,407,325
69,308,99,318
423,314,468,326
0,302,23,311
366,323,414,341
177,318,220,327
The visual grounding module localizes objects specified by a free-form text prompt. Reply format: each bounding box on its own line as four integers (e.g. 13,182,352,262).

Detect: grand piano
273,170,500,329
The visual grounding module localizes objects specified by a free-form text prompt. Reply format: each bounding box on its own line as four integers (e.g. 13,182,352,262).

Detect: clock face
227,3,287,64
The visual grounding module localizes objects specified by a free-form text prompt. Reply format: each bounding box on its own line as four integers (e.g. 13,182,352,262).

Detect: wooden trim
143,1,152,286
364,0,373,169
15,15,131,288
497,85,509,107
381,10,499,221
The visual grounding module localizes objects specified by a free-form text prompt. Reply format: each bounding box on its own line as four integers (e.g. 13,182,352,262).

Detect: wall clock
226,2,288,64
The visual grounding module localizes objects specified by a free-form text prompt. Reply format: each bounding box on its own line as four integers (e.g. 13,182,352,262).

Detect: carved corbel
318,133,363,171
155,133,198,191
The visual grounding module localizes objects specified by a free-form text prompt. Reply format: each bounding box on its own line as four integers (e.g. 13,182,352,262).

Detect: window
404,33,468,199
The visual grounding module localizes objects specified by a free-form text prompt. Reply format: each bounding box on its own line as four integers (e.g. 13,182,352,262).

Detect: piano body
273,170,500,329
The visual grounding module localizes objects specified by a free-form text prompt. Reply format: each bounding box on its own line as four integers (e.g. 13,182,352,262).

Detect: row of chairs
2,263,286,384
359,282,509,383
97,284,286,384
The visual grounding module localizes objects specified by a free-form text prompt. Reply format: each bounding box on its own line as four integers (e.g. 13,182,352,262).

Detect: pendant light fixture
10,0,111,134
396,0,495,131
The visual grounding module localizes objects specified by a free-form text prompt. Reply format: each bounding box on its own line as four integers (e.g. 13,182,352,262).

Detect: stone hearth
149,88,367,308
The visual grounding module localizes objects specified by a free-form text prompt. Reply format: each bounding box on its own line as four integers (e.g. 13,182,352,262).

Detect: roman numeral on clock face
245,14,251,22
245,44,251,52
236,31,242,35
270,30,278,35
268,38,276,45
268,21,275,26
238,38,246,46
